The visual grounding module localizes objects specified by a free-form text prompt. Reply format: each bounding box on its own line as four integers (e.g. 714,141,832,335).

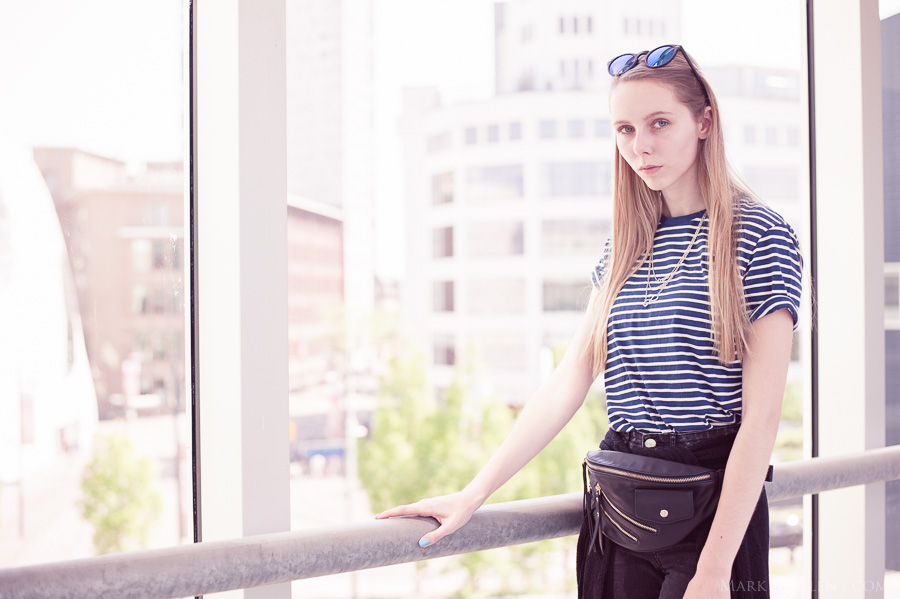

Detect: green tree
359,352,484,511
80,433,163,554
359,348,608,597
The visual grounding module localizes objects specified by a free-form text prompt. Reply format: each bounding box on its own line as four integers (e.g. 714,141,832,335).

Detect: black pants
576,424,771,598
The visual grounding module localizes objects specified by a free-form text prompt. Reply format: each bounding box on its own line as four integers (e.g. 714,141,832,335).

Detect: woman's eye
653,119,669,129
617,125,634,134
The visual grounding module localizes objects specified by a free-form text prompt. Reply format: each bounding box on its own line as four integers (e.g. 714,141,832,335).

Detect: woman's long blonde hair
586,48,755,378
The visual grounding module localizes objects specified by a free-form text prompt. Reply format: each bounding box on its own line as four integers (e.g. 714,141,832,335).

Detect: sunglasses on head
607,44,710,105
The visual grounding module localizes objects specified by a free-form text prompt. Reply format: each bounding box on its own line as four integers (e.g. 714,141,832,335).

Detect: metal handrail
1,445,899,599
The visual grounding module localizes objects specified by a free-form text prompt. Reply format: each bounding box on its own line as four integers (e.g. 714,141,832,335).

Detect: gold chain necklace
643,213,706,307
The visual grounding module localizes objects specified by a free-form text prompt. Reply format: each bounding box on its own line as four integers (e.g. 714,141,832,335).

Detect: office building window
151,239,181,270
542,219,610,256
470,332,528,370
539,120,558,139
509,122,522,140
765,127,778,145
133,286,175,314
433,334,456,366
133,285,148,314
132,239,152,272
540,161,611,197
467,221,524,257
743,166,799,200
567,119,585,138
543,280,586,311
887,271,900,310
467,277,526,314
143,203,170,226
487,124,499,143
595,119,611,137
464,126,477,145
467,165,524,201
744,125,757,144
433,281,454,312
433,226,453,258
786,127,800,146
432,171,454,204
427,132,451,153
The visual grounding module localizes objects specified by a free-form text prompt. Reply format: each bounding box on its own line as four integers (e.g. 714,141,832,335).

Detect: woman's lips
639,165,661,174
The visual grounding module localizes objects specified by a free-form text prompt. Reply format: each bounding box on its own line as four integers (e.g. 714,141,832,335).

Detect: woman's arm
684,308,795,598
376,307,598,547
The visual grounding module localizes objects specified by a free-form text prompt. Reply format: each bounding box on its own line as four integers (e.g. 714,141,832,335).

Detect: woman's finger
375,500,435,519
417,520,459,548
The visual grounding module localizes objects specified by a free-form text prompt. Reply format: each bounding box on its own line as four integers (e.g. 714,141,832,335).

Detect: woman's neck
660,189,705,218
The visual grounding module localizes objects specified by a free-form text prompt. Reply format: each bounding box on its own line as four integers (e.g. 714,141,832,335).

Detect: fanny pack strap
581,460,605,555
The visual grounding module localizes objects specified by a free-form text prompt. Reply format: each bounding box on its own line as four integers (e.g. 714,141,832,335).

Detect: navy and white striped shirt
590,200,803,433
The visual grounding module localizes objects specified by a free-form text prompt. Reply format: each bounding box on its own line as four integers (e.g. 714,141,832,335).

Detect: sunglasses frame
607,44,710,105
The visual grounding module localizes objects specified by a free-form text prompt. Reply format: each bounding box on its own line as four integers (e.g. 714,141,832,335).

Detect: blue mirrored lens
608,54,638,76
647,46,678,68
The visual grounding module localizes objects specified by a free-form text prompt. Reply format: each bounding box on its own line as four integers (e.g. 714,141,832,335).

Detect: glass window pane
542,219,610,256
467,222,524,257
432,226,454,258
466,165,524,201
543,280,587,311
431,171,454,204
432,280,454,312
288,0,814,595
0,2,187,567
540,161,611,197
539,120,558,139
467,277,525,314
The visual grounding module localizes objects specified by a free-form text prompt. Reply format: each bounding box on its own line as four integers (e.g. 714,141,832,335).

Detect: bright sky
0,0,183,163
1,0,897,163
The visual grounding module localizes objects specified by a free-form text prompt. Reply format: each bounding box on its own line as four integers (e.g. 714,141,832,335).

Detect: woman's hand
683,569,730,599
375,489,483,547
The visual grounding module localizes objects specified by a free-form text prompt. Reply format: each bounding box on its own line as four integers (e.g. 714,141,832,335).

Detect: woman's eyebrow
643,110,675,120
612,111,676,127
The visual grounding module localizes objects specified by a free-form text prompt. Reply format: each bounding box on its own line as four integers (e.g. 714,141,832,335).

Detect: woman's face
610,80,710,205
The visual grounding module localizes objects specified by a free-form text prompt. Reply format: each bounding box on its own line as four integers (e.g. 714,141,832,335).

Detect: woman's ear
698,106,713,140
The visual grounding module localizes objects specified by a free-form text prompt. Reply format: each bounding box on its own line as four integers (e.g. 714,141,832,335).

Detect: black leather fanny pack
582,449,724,553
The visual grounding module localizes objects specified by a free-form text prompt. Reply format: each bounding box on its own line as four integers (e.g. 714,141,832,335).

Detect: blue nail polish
418,538,430,547
374,513,382,519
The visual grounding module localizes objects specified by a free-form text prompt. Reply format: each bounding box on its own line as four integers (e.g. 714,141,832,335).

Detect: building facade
400,0,805,405
33,147,184,419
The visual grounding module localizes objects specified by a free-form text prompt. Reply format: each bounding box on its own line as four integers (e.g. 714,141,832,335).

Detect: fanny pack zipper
586,462,712,484
600,505,638,543
598,483,657,534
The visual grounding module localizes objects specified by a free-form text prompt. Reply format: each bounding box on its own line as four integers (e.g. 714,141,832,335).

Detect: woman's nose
633,130,652,155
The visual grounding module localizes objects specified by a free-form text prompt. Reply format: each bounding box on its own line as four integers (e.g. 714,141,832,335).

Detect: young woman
377,45,802,598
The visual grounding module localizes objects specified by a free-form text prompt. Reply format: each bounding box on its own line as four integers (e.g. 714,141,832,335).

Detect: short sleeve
743,223,803,329
590,236,613,289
